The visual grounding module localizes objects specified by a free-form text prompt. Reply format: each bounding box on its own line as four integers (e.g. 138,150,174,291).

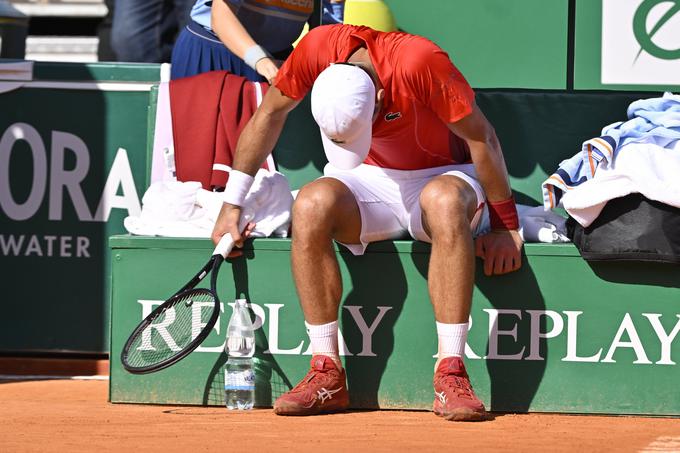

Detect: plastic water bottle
224,299,255,410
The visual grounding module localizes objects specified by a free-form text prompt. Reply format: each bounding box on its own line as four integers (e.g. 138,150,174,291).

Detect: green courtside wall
383,0,680,92
383,0,569,89
110,89,680,415
0,62,160,353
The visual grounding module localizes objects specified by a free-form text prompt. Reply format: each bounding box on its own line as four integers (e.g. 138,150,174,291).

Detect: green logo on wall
633,0,680,60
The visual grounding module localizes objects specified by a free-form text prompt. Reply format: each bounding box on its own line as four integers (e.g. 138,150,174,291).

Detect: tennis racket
121,233,237,374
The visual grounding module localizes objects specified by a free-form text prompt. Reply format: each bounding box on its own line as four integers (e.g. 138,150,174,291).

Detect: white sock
436,321,468,359
305,320,340,361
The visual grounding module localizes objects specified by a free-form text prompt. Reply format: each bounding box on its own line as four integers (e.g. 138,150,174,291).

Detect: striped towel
542,92,680,210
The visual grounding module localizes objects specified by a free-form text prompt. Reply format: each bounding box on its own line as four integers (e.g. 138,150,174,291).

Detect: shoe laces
290,367,335,395
437,372,475,400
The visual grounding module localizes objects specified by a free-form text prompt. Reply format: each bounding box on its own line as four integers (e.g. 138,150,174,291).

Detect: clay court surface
2,379,680,452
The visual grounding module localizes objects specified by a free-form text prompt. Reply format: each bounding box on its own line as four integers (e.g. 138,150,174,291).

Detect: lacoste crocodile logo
385,112,402,121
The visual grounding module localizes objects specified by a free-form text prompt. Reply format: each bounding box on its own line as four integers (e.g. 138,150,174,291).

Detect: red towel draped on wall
170,70,270,190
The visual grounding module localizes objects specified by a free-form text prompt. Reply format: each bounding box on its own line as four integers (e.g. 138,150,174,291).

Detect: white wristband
223,170,254,207
243,45,270,71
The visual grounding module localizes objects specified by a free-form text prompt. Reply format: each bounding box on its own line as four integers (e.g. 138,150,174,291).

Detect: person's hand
255,57,279,84
211,203,256,258
474,229,524,276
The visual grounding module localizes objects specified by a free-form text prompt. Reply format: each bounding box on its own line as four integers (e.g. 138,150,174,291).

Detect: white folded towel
124,169,293,239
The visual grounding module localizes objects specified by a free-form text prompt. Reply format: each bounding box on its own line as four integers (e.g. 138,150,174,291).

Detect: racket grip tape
213,233,235,258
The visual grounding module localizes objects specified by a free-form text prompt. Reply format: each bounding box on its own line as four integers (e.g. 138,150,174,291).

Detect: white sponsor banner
601,0,680,85
135,299,680,366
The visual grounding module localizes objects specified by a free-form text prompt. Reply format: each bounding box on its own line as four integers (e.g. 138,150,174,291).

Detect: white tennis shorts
322,163,490,255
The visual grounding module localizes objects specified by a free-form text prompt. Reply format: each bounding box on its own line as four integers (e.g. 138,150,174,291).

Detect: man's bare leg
419,175,488,421
291,178,361,368
291,178,362,324
419,175,478,328
273,178,361,416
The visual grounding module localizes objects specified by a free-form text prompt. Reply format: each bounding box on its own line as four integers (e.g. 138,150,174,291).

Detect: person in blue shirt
170,0,344,82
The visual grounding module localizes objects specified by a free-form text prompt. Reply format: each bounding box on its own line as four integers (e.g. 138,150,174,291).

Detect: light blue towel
542,92,680,209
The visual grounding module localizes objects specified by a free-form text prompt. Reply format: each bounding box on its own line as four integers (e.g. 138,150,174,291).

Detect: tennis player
212,24,523,422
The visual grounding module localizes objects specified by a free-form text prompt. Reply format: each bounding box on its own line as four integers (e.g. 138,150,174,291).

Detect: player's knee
420,179,476,239
420,179,471,219
293,183,342,227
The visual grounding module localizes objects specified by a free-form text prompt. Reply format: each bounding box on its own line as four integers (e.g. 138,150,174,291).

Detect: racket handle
213,233,235,258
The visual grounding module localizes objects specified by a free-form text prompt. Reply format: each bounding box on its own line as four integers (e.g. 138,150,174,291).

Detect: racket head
121,285,220,374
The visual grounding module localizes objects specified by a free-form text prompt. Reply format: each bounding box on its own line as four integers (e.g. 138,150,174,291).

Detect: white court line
0,375,109,381
640,436,680,452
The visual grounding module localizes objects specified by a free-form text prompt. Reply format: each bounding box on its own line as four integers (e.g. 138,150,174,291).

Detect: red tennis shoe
273,355,349,416
433,356,488,421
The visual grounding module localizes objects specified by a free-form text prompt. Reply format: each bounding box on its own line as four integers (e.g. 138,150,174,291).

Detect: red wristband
488,197,519,230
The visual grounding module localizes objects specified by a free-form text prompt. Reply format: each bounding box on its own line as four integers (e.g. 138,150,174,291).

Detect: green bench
109,90,680,416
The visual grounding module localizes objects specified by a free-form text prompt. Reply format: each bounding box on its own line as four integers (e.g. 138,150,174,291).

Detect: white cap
311,63,375,170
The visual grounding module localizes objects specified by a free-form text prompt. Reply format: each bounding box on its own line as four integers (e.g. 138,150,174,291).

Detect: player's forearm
232,108,288,175
232,86,300,176
468,134,522,231
223,110,285,208
468,135,513,203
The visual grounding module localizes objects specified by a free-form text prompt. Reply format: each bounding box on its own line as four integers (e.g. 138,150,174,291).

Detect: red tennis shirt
274,24,475,170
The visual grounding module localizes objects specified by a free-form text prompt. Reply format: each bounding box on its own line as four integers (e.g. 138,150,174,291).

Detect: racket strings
125,289,217,369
